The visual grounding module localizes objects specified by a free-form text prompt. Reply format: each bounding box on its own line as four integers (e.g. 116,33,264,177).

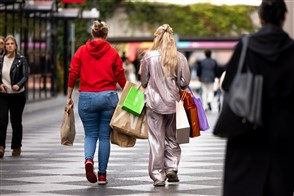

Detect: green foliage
125,2,257,36
58,0,124,53
57,1,256,59
49,1,258,84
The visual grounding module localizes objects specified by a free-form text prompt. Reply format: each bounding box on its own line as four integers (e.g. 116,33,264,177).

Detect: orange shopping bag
180,89,200,137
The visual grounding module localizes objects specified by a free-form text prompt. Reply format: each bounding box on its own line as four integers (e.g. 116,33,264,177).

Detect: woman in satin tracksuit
140,24,191,186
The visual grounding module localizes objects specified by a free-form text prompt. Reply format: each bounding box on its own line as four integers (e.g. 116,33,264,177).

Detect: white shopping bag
176,100,190,144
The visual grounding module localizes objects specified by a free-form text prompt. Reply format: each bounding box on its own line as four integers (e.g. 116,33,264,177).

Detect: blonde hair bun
91,20,108,38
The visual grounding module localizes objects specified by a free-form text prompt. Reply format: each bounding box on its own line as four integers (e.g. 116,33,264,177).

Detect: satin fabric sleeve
177,52,191,89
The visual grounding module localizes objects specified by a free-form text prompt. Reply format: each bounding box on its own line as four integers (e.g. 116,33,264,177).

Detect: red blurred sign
62,0,84,3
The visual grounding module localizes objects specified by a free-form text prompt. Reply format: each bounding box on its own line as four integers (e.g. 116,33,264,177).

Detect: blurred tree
55,1,256,58
57,0,124,58
125,2,256,36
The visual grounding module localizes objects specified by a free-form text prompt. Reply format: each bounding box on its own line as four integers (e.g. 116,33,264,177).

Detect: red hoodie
68,39,126,92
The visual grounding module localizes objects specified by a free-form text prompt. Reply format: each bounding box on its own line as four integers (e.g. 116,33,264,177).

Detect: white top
1,56,24,94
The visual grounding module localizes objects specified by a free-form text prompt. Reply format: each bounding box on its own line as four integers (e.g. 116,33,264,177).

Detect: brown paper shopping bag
60,104,76,146
110,129,136,147
110,81,148,139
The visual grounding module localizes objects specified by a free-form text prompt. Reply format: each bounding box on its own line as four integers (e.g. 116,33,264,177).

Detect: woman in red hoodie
67,20,126,185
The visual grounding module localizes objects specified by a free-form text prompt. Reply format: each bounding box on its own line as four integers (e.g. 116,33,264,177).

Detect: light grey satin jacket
140,50,191,114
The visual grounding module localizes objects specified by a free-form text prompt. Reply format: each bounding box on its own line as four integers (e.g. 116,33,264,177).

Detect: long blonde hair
151,24,178,77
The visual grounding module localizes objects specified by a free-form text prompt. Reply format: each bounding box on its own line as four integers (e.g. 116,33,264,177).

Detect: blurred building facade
1,1,292,103
0,0,94,101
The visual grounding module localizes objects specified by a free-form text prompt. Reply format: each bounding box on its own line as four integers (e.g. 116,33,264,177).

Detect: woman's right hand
66,87,74,106
0,84,7,93
67,97,73,106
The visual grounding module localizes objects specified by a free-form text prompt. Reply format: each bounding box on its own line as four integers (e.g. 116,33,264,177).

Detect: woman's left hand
12,85,20,91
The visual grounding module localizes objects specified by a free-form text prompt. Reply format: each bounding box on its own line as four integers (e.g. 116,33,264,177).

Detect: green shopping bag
122,86,144,116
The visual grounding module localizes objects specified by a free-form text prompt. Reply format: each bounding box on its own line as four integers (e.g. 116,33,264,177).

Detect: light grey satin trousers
146,108,181,182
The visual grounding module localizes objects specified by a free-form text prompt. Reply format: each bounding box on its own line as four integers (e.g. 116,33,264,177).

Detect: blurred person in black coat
221,0,294,195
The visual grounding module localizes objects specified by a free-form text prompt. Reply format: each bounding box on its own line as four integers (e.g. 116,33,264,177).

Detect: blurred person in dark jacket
197,49,218,111
221,0,294,195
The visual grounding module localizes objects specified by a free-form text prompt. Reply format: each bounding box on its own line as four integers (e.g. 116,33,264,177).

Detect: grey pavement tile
0,183,88,193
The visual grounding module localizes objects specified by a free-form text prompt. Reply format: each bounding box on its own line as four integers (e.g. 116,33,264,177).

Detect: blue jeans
78,91,118,173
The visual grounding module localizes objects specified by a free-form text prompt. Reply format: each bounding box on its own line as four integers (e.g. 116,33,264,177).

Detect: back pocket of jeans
106,91,119,108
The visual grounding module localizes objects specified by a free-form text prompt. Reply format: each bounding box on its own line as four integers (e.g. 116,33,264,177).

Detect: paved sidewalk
1,94,226,196
24,94,68,114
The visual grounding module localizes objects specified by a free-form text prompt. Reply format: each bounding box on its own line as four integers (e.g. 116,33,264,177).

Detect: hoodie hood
85,39,111,59
249,24,294,62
